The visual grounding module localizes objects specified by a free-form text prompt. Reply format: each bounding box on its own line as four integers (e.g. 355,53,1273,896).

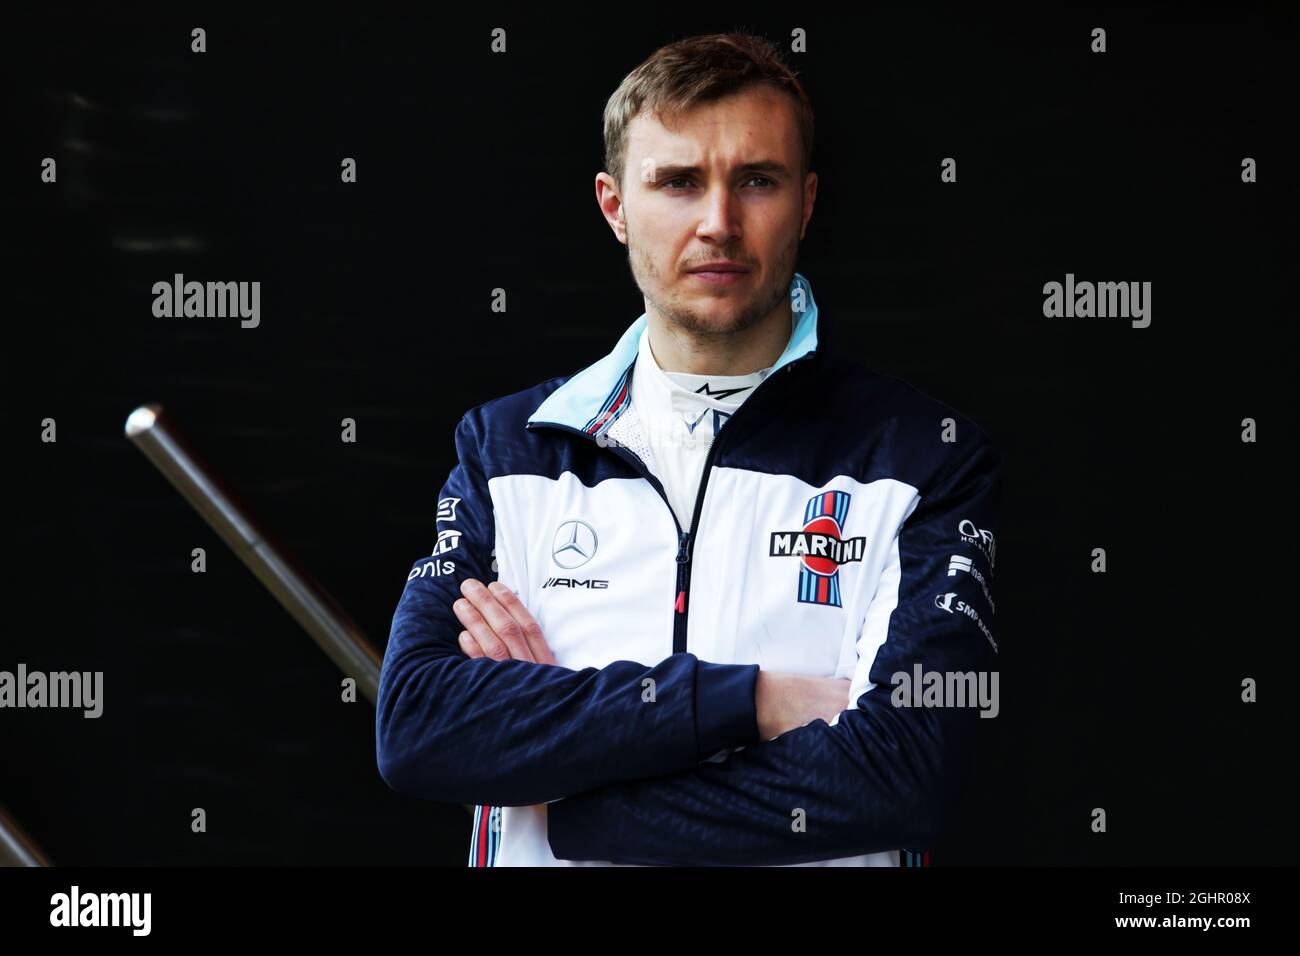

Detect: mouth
685,263,753,286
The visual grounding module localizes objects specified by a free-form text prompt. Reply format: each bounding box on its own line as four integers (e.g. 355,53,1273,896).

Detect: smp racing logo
769,490,866,607
935,592,998,653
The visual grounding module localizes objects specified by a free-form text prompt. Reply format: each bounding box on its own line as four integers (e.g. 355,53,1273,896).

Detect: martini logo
769,490,866,607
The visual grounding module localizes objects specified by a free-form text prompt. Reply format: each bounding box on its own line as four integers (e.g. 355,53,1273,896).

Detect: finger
452,595,515,662
459,579,536,662
458,579,537,663
458,631,485,659
486,581,557,665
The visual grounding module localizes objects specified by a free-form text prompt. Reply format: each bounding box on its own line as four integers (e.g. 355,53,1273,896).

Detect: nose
695,182,741,245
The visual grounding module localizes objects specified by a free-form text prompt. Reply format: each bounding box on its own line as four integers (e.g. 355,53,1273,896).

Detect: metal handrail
124,404,381,702
125,404,474,822
0,803,51,867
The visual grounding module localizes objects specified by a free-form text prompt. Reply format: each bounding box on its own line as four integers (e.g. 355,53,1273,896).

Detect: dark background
1,8,1293,865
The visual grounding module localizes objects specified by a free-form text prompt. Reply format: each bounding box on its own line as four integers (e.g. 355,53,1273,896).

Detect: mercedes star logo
552,520,598,569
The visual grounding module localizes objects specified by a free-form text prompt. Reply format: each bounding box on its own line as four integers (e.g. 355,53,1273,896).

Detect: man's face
599,86,817,338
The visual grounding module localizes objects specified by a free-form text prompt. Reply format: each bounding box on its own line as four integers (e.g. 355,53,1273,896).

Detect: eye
658,175,776,191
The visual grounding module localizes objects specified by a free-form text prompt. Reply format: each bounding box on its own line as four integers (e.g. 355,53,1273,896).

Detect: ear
596,172,628,245
800,171,818,241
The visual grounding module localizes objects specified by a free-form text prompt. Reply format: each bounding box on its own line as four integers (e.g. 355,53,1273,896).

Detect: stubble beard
626,226,799,342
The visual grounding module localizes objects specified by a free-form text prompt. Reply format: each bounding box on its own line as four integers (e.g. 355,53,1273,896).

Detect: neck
645,295,792,376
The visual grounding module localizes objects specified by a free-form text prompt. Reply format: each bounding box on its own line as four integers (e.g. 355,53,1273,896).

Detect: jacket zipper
525,353,814,656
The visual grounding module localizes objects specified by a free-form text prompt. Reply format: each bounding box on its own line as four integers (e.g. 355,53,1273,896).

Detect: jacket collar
527,271,821,436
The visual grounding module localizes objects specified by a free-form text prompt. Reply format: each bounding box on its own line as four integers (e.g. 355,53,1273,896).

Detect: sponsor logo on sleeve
947,555,996,614
431,529,463,556
957,518,997,570
935,592,998,653
408,559,456,581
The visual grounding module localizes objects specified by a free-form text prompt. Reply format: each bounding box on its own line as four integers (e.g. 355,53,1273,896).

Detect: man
376,32,1001,867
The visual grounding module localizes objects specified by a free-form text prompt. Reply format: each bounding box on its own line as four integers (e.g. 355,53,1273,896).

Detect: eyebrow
649,160,791,179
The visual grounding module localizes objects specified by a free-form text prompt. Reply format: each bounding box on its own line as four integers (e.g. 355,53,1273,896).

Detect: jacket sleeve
375,408,761,807
546,437,1003,865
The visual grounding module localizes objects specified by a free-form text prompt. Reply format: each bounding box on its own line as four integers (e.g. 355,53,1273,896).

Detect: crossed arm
452,578,850,744
376,411,797,808
452,535,984,866
376,410,1001,865
376,558,844,808
451,577,895,866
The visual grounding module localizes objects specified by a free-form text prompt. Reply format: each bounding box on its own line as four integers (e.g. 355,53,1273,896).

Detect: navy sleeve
375,409,760,807
546,438,1002,865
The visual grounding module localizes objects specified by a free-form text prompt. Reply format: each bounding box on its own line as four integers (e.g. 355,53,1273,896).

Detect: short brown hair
602,32,815,191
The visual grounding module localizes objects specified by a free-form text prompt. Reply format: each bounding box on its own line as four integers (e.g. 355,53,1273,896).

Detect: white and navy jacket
376,273,1003,866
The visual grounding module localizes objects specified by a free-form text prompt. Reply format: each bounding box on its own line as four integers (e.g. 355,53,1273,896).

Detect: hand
755,672,852,741
453,578,558,665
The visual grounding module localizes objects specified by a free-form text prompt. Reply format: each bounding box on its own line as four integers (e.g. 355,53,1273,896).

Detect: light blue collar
527,271,820,433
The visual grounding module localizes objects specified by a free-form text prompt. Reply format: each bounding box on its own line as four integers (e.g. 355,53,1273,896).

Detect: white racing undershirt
610,320,791,531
